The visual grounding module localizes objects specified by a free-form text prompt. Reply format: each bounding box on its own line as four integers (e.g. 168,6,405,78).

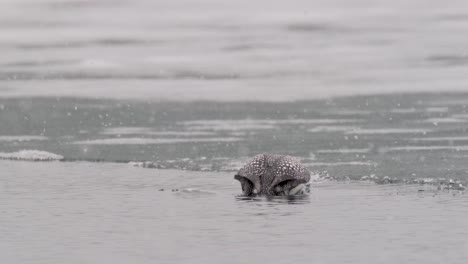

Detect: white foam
345,128,430,135
317,148,370,154
303,161,376,166
451,114,468,119
288,184,306,195
326,110,371,116
421,118,466,124
307,126,358,133
71,137,242,145
5,79,468,102
390,108,418,114
182,120,275,131
181,119,362,131
381,145,468,152
216,158,251,171
389,107,449,114
179,188,216,195
412,178,438,184
229,131,250,136
147,131,217,136
100,127,153,135
78,59,121,69
425,100,468,106
410,137,468,142
0,135,48,142
101,127,217,136
425,107,449,113
0,150,63,161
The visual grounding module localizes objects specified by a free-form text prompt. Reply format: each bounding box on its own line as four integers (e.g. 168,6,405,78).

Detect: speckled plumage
234,154,311,196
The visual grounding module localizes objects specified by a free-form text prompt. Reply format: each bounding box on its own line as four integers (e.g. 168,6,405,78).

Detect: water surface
2,161,468,264
2,93,468,188
2,0,468,263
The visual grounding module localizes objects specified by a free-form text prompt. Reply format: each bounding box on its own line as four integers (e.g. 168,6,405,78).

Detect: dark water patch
95,38,160,46
222,44,255,52
0,20,70,29
45,0,124,9
426,54,468,66
0,86,12,91
2,59,78,68
147,22,244,32
2,93,468,187
235,194,310,205
285,22,401,35
286,22,342,33
0,71,242,81
0,72,40,81
15,38,162,50
433,13,468,22
16,42,87,50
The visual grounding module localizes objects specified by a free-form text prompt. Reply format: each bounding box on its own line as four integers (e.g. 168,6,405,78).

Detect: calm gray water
2,0,468,263
2,161,468,264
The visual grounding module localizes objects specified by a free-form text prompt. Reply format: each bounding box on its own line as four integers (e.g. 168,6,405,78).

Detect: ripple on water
410,136,468,142
345,128,431,135
389,108,419,114
359,175,466,191
180,119,363,131
307,126,359,133
235,194,311,205
380,145,468,152
100,127,217,136
316,148,370,154
426,54,468,66
70,137,242,145
420,117,467,124
303,161,376,167
425,99,468,106
174,188,217,198
425,107,449,113
451,114,468,119
180,120,277,131
389,107,449,114
0,135,48,142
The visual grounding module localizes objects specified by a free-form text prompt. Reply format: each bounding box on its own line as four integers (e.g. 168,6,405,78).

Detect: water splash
0,150,63,161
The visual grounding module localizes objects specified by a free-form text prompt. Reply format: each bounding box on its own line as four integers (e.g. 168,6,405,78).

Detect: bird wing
267,155,311,191
234,154,265,194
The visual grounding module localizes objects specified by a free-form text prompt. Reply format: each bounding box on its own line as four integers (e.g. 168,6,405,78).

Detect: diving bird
234,154,311,196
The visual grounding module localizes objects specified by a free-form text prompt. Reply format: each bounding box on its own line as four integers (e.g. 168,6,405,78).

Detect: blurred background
1,0,468,100
2,0,468,181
